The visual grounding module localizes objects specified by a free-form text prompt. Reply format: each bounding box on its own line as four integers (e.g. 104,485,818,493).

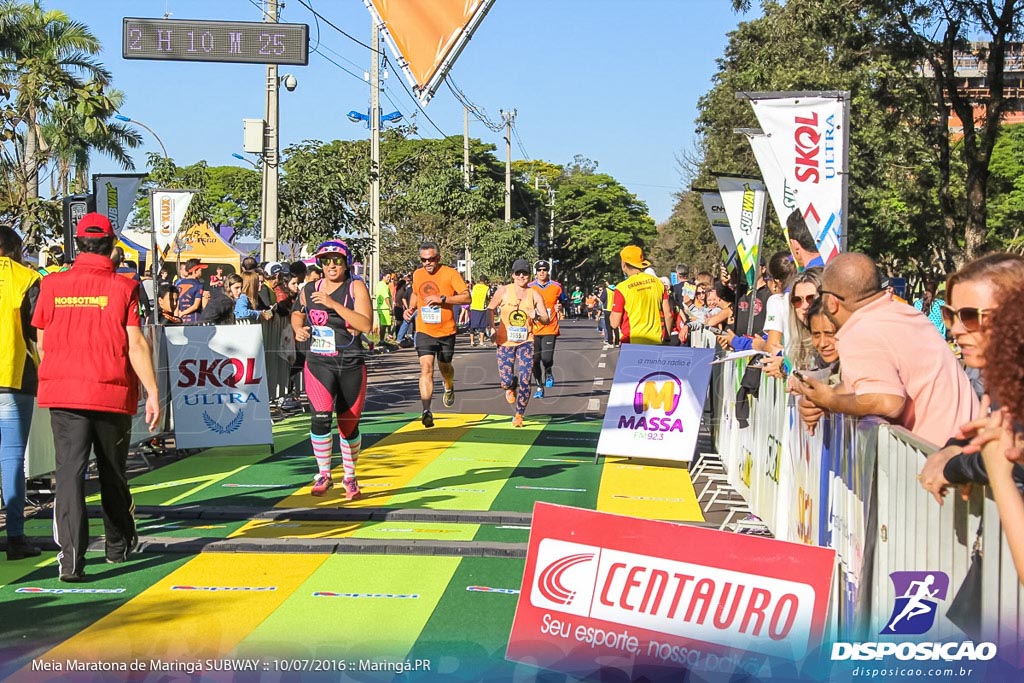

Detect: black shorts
468,309,488,333
416,333,456,363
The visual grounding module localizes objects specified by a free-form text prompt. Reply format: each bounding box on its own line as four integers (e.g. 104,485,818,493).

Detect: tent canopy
163,221,242,279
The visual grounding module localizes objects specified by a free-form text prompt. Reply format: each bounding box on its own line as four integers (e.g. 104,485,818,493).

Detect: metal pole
464,106,472,282
548,188,555,278
260,0,280,262
131,119,168,159
840,91,851,253
370,17,381,289
501,109,515,223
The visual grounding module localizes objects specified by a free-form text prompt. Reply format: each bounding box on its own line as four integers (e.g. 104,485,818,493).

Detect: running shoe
544,373,554,388
6,536,41,561
443,387,456,408
505,388,516,404
512,414,524,428
311,473,333,496
533,387,544,399
421,410,434,428
105,533,139,564
342,477,361,501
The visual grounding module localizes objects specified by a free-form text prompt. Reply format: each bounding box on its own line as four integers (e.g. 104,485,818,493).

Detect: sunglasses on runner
941,305,991,332
513,271,530,277
420,255,440,263
317,256,346,266
791,293,818,306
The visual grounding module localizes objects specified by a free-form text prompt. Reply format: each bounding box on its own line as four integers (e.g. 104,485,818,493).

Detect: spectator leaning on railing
917,254,1024,504
793,252,978,444
964,284,1024,584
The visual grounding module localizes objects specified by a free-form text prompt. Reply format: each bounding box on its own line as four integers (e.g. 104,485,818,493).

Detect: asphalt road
363,317,616,420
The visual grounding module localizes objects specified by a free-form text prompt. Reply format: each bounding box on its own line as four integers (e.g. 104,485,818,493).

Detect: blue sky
58,0,752,224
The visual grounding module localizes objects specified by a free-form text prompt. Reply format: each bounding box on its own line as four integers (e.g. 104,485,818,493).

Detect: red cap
75,213,115,238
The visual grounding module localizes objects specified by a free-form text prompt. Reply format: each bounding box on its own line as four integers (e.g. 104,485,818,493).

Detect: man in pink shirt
795,253,977,446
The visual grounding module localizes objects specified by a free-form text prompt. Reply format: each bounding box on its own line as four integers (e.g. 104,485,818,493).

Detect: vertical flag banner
716,176,767,288
749,95,847,261
164,325,273,450
596,345,714,463
151,189,196,254
366,0,497,104
93,174,145,232
696,189,737,266
744,132,799,244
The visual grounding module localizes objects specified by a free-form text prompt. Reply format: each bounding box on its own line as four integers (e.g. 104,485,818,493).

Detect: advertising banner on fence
697,188,737,266
507,502,836,679
93,173,145,232
596,345,714,463
164,324,273,450
151,189,195,254
749,95,846,262
716,175,767,288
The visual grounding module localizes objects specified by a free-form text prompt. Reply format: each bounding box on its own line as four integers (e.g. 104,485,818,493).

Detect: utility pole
260,0,280,262
463,106,472,282
548,187,556,278
500,109,516,223
534,177,541,253
369,16,381,290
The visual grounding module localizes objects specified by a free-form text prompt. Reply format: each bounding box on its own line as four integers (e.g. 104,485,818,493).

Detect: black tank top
301,277,365,364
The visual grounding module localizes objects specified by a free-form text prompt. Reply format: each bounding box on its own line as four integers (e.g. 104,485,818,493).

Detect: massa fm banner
596,345,714,463
366,0,497,105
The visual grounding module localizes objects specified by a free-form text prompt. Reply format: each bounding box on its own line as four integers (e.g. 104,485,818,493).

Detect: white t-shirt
763,293,787,335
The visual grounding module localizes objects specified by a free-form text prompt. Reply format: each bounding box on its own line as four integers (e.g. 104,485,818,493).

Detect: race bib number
421,306,442,324
508,326,529,342
310,325,337,354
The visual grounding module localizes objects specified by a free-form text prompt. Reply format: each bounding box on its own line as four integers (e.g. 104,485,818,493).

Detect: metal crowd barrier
712,357,1024,656
25,315,297,478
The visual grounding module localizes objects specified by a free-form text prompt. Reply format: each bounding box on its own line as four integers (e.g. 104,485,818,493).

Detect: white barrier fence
713,358,1023,662
26,315,297,477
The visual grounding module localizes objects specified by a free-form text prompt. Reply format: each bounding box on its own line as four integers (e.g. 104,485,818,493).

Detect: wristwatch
440,295,447,304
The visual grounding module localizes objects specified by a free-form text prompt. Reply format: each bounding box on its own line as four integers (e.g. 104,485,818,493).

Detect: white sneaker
602,343,612,350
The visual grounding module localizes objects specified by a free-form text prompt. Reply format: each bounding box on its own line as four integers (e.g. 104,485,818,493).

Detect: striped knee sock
311,432,333,475
340,434,362,480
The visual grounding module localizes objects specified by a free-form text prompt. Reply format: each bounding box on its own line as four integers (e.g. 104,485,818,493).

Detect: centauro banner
93,174,145,232
507,503,836,679
151,189,196,254
366,0,497,105
164,325,273,450
716,175,767,288
749,96,846,262
696,189,737,267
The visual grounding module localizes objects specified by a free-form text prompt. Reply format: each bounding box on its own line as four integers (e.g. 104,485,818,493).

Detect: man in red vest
32,213,161,582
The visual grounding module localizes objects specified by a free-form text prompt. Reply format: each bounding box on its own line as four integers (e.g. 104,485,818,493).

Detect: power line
293,0,379,53
446,76,503,132
382,55,449,138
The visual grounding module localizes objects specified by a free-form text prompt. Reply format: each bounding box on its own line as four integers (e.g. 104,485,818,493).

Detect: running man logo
632,372,682,415
881,571,949,635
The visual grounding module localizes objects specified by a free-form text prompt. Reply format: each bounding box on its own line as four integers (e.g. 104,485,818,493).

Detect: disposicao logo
881,571,949,635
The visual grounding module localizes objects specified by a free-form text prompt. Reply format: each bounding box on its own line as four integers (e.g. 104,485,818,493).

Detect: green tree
987,123,1024,248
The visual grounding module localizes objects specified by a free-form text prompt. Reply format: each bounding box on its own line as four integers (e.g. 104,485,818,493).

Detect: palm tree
0,0,110,202
41,86,143,196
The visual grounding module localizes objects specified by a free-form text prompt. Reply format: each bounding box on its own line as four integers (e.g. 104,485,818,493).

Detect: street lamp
346,103,402,291
231,152,260,169
114,114,168,158
346,110,403,127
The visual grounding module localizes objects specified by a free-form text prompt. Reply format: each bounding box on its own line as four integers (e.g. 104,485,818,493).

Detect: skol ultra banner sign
164,324,273,450
507,503,836,680
596,345,714,463
749,95,847,262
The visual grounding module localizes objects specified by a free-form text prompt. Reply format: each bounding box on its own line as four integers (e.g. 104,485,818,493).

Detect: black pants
51,409,135,575
603,311,620,345
532,335,557,384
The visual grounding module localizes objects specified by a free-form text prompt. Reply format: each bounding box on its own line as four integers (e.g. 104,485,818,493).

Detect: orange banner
367,0,496,104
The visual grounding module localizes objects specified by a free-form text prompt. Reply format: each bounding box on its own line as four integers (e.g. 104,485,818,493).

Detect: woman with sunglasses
486,259,550,427
291,240,373,499
918,253,1024,505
